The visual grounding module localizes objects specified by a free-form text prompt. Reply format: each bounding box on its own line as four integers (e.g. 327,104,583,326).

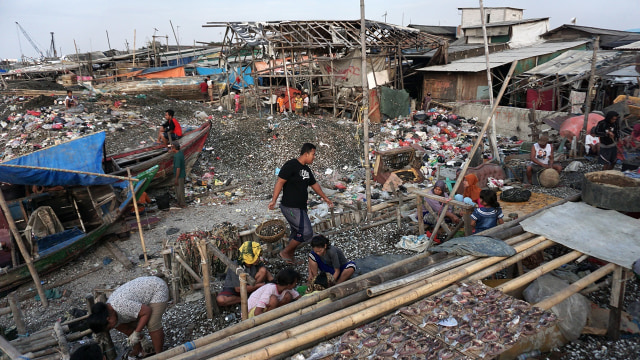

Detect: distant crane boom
15,22,45,59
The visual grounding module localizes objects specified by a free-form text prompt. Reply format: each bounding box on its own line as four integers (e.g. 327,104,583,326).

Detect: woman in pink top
248,268,300,317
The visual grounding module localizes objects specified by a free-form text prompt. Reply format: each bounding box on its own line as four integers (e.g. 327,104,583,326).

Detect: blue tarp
0,132,118,186
195,66,254,89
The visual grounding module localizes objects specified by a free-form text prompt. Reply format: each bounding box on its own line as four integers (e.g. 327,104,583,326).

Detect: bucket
156,193,171,210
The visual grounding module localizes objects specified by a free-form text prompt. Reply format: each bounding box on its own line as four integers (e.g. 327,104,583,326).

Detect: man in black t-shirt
268,143,333,264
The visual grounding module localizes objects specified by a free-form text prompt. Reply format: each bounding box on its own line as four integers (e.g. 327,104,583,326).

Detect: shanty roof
615,40,640,50
543,24,638,38
417,40,587,73
203,20,446,49
462,18,548,29
605,65,640,78
408,24,457,37
457,7,524,10
522,50,622,76
4,62,80,75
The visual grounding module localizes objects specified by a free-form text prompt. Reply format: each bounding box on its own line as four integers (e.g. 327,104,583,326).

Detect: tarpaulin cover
0,132,117,186
430,236,517,257
380,87,411,119
521,202,640,269
138,66,185,79
559,113,604,139
195,67,254,88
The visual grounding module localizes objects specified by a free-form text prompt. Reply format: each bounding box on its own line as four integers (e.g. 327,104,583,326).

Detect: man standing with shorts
268,143,333,264
594,111,620,170
88,276,169,358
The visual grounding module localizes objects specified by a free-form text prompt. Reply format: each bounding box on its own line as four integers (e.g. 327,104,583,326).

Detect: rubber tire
582,171,640,212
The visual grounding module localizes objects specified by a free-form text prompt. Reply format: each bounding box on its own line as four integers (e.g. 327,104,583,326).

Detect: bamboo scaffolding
495,250,583,294
209,235,546,360
197,240,216,318
174,255,202,283
147,252,449,360
535,263,616,310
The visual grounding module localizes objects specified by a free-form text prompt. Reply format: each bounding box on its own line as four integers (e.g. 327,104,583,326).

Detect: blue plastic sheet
0,132,118,186
195,66,254,88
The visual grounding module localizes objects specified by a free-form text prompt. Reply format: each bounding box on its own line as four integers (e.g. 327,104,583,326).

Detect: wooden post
416,195,424,235
582,36,600,146
396,189,403,228
240,273,248,320
0,335,25,360
53,321,70,360
0,189,48,307
198,240,215,318
8,292,26,335
171,253,180,304
282,51,292,113
607,265,626,340
85,295,95,314
555,73,561,111
206,243,256,286
329,47,336,117
463,210,472,236
127,169,148,266
174,255,202,283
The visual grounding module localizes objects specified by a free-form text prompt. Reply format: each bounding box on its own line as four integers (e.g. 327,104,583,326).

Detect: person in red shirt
199,78,208,102
157,109,182,147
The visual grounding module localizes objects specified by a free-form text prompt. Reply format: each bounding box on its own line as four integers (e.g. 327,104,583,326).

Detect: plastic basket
255,219,286,243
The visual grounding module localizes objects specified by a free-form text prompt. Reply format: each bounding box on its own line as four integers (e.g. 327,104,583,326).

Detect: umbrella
559,113,604,139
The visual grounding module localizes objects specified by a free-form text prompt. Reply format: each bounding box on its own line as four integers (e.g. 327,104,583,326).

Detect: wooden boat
0,132,159,293
103,120,211,188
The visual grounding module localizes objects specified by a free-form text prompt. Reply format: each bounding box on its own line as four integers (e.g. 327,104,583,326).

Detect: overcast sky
2,0,638,61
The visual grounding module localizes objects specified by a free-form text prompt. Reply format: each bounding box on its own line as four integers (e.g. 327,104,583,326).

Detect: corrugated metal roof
462,18,549,29
417,40,587,73
615,40,640,50
522,50,621,76
543,24,636,37
408,24,457,37
606,65,640,77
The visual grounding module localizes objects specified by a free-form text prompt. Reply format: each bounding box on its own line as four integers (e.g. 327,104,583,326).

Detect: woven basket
255,219,286,243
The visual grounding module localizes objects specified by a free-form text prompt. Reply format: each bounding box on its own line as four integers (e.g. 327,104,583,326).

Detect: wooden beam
607,265,626,340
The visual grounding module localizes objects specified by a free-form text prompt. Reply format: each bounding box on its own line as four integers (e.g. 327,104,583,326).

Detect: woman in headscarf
454,173,482,205
618,123,640,162
216,241,274,307
422,180,460,225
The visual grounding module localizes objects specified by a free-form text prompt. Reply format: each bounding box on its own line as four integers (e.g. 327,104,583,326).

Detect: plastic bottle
516,350,541,360
224,313,237,322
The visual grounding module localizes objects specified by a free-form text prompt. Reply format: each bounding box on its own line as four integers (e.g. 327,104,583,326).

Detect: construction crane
15,22,45,59
49,32,57,58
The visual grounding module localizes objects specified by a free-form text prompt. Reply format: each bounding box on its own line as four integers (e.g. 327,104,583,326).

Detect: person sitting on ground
64,90,78,109
71,343,104,360
277,93,286,113
422,180,460,225
470,189,504,234
526,135,562,184
594,111,620,170
308,235,356,286
247,267,300,318
585,127,600,157
88,276,169,358
157,109,182,147
454,173,482,205
216,241,273,307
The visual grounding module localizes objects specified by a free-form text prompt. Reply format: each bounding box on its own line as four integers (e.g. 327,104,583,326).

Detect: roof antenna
382,11,387,23
570,17,577,25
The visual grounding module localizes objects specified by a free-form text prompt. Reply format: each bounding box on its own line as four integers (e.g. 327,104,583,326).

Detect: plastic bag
523,274,590,341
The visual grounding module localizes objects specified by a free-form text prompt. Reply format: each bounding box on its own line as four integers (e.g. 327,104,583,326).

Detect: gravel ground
0,86,638,359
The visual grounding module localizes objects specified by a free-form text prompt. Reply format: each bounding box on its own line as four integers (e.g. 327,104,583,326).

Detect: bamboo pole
535,263,616,310
171,254,180,304
8,293,26,335
0,190,48,307
206,243,255,286
197,240,216,318
0,335,26,360
496,250,583,294
53,321,69,360
282,51,292,113
174,255,202,283
368,233,543,297
213,237,546,360
429,60,518,243
127,169,148,266
239,273,248,320
465,238,554,282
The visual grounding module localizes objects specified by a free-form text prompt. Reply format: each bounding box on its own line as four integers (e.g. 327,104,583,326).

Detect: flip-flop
278,252,302,265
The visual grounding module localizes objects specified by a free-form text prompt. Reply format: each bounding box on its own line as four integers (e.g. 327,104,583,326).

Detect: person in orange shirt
277,93,286,113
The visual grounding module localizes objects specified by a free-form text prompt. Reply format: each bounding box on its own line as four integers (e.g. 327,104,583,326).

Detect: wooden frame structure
202,20,448,116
